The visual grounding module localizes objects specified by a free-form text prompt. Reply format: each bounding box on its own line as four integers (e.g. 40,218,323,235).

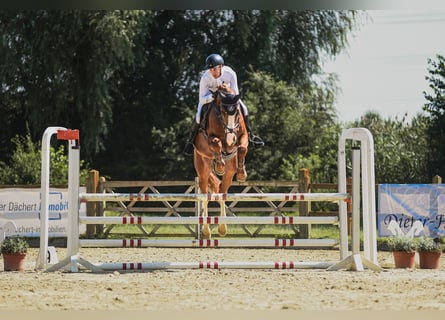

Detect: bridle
215,101,241,134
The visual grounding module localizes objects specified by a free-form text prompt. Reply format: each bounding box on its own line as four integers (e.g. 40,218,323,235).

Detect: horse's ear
235,94,241,101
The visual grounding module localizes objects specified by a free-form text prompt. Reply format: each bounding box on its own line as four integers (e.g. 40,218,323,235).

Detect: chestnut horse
193,90,249,239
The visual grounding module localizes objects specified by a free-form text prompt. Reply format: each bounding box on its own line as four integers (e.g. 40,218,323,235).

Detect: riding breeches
195,99,249,124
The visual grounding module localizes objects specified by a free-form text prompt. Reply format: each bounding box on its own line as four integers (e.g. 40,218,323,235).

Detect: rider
183,53,264,156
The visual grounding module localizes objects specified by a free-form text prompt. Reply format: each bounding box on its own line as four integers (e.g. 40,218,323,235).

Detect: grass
97,219,341,240
82,212,401,251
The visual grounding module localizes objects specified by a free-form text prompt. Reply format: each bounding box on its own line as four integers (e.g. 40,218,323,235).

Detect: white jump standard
36,126,381,272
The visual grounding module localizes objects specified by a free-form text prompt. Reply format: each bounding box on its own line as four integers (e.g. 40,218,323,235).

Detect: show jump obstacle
36,127,381,272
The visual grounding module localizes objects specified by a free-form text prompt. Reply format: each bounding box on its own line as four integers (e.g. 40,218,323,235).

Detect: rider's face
209,65,222,79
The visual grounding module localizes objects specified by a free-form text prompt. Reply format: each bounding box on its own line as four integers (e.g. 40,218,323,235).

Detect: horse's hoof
218,224,227,237
237,168,247,182
202,227,212,239
202,232,211,240
214,165,225,176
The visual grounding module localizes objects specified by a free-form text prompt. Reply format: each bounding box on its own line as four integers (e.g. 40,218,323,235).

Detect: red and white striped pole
93,260,335,271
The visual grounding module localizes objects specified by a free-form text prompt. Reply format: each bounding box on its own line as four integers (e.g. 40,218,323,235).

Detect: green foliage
423,54,445,178
1,10,439,186
279,154,322,181
0,133,89,185
387,235,417,252
416,237,442,253
225,11,359,87
0,236,29,254
351,111,430,183
0,10,148,161
48,145,90,185
0,10,359,181
0,134,41,185
242,71,341,182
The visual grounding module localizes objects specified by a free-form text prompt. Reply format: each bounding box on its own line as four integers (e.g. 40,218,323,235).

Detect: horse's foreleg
201,199,211,239
217,199,227,237
209,137,225,175
236,146,248,182
195,156,212,240
213,154,225,176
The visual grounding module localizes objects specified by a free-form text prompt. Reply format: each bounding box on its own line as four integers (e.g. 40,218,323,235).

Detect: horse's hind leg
218,170,237,237
208,174,226,237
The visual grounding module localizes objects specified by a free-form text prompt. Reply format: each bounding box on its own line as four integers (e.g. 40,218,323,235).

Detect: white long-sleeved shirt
199,65,239,106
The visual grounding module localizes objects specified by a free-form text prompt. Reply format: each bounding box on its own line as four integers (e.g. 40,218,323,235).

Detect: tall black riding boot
183,121,200,156
243,115,264,147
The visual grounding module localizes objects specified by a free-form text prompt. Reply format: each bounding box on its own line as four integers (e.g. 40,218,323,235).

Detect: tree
100,10,358,180
351,111,429,183
423,54,445,178
1,10,360,181
0,132,90,185
241,71,341,182
0,10,147,161
225,11,358,87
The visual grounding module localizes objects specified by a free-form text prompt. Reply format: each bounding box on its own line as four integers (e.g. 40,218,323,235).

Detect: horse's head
213,90,242,147
218,91,241,116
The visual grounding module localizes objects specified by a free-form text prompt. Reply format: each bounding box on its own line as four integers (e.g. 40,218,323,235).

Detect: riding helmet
204,53,224,70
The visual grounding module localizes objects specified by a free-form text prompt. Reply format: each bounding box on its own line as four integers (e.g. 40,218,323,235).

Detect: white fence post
36,127,66,270
329,128,380,271
36,127,80,271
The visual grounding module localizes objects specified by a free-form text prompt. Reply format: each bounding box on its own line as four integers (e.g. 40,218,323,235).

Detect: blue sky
324,9,445,122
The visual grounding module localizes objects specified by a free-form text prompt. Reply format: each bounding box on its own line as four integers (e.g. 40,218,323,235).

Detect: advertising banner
0,187,86,238
378,184,445,237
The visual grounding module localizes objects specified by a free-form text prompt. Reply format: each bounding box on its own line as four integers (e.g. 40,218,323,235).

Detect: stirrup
249,134,264,147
